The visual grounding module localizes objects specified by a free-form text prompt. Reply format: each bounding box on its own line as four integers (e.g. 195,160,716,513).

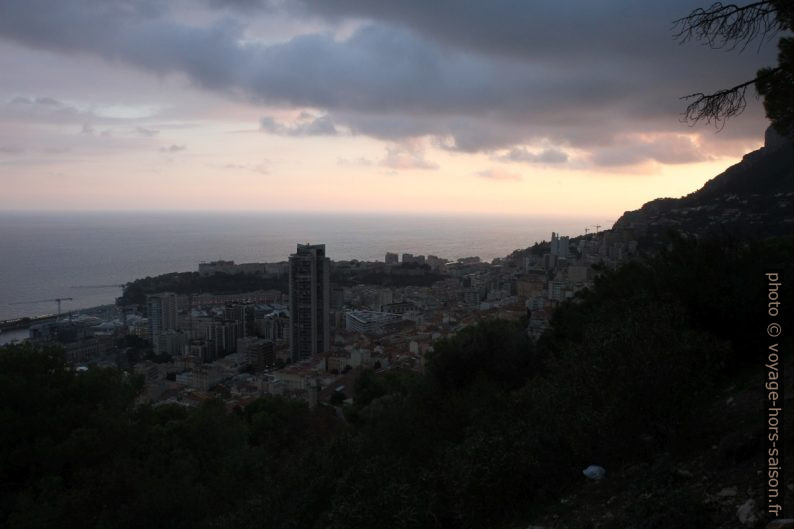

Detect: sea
0,211,592,322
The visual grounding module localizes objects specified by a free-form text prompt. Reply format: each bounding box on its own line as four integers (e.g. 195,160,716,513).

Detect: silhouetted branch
681,67,781,129
674,1,781,51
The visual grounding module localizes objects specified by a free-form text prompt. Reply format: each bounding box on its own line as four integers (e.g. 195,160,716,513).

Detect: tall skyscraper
146,292,178,352
289,243,330,362
550,232,570,258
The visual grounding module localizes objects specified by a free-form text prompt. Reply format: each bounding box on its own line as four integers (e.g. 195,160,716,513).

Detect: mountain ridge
612,127,794,244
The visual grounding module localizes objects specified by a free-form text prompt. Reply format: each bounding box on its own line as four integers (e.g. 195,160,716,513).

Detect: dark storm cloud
0,0,779,159
292,0,668,58
207,0,273,11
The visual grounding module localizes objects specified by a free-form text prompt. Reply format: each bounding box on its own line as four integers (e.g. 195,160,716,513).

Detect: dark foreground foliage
1,234,791,529
119,271,289,307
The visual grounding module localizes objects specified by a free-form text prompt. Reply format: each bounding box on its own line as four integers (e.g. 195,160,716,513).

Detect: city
7,227,636,411
1,0,792,527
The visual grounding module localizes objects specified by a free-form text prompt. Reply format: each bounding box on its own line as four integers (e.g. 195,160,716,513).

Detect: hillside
2,234,792,529
613,127,794,244
3,130,792,529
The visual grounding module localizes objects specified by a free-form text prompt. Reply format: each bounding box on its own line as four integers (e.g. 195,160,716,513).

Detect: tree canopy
676,1,794,134
3,233,793,528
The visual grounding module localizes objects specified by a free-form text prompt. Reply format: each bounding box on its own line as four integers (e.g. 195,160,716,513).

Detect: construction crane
590,224,602,235
10,297,74,319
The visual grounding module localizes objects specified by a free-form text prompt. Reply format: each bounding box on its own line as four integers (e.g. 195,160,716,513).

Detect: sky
0,0,780,218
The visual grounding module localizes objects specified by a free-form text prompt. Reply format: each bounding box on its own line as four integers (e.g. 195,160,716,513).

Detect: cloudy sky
0,0,779,217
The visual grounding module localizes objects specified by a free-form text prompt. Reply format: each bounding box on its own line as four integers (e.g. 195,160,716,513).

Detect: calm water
0,211,592,320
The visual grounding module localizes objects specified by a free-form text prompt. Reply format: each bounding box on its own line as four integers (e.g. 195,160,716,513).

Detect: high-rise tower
288,243,330,362
146,292,178,352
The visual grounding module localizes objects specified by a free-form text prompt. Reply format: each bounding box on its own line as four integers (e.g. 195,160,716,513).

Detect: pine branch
681,67,782,129
673,1,781,52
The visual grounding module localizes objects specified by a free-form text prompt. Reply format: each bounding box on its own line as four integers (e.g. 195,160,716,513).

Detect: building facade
288,243,330,362
146,292,178,352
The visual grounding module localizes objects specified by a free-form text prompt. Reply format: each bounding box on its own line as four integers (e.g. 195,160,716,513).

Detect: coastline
0,212,592,321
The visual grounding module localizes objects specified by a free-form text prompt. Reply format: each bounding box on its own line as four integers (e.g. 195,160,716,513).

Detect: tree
329,390,347,406
675,1,794,134
426,318,536,392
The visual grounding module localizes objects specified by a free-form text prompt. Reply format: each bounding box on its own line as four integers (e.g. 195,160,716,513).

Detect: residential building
238,337,275,371
550,232,570,258
344,310,403,333
254,310,289,342
289,243,330,362
147,292,178,352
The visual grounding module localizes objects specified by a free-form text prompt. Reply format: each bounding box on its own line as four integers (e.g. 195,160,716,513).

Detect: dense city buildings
146,292,178,353
344,310,403,333
288,244,330,362
9,230,639,409
549,232,570,258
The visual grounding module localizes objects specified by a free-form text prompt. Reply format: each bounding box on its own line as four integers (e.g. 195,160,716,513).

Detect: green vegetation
116,334,153,366
2,234,791,528
120,264,446,308
509,240,550,260
119,272,288,307
0,344,337,529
